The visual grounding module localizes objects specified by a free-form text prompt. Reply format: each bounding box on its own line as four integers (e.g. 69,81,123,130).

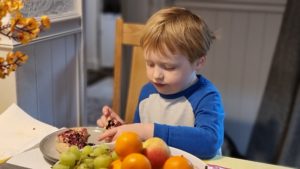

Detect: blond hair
140,7,215,63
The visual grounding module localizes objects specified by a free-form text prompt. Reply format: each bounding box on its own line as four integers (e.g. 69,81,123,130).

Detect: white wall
100,14,120,67
0,29,17,114
83,0,101,70
0,72,17,114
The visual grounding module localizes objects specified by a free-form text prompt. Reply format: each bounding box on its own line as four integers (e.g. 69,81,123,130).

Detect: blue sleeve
153,91,224,159
133,108,140,122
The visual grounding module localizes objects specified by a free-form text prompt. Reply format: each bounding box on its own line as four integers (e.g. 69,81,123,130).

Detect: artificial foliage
0,0,50,78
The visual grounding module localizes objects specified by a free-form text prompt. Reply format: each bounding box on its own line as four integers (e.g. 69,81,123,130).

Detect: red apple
143,137,171,169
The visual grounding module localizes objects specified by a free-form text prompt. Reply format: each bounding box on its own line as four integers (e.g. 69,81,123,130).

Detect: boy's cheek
146,69,153,79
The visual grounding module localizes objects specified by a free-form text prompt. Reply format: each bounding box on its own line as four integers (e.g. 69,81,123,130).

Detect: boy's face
144,51,200,95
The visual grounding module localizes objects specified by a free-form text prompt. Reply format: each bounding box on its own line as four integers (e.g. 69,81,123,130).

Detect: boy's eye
163,64,176,70
146,62,155,67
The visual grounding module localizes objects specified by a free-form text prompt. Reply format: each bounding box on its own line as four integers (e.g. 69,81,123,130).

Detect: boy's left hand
98,123,154,142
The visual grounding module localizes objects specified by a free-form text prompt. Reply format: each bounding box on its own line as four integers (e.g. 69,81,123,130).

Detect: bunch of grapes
52,144,118,169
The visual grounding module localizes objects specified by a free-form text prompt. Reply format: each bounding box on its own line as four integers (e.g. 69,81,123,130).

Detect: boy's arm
154,91,224,159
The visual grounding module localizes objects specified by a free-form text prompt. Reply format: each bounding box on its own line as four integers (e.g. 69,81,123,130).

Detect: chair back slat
123,23,144,46
125,47,148,122
113,18,147,123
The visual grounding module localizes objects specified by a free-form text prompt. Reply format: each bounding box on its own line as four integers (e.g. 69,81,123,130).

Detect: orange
162,155,193,169
121,153,151,169
111,159,122,169
114,132,143,159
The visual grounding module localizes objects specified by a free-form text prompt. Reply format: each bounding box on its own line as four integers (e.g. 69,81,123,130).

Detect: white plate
39,127,110,163
170,147,207,169
42,128,207,168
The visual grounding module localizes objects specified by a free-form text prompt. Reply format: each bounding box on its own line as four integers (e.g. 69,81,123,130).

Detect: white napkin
0,103,58,162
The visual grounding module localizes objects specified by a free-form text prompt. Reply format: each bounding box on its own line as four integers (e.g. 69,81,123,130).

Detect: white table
204,156,295,169
6,147,295,169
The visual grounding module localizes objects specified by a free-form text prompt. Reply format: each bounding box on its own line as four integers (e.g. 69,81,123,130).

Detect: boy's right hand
97,105,124,129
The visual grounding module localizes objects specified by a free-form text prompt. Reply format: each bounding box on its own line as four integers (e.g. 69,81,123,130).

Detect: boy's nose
153,67,163,80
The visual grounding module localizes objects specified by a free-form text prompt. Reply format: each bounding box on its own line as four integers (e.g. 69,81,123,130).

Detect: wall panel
15,46,38,118
15,33,81,128
12,0,83,128
174,0,285,154
35,41,54,124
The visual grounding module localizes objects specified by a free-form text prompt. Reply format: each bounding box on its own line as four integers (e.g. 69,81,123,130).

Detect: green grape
91,144,110,157
52,163,70,169
59,151,77,167
54,144,117,169
111,151,118,161
81,145,93,157
83,158,94,168
93,154,113,168
97,144,110,153
68,145,81,160
76,163,88,169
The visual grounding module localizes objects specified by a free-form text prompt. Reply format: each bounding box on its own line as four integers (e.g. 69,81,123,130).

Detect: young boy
97,7,224,159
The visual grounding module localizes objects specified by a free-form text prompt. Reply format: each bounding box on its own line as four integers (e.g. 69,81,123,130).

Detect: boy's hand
98,123,154,142
97,105,124,129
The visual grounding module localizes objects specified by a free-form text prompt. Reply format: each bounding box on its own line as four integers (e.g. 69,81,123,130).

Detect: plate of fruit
39,127,113,163
52,131,208,169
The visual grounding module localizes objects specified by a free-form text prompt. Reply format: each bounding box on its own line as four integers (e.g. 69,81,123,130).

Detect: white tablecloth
7,148,52,169
0,104,59,168
0,104,58,161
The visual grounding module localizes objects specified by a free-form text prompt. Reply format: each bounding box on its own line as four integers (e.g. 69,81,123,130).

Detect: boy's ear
194,56,206,70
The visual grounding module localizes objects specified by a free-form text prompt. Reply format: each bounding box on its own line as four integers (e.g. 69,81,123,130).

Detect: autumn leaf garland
0,0,51,79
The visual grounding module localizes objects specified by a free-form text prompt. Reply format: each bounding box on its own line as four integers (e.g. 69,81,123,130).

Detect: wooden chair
112,18,148,123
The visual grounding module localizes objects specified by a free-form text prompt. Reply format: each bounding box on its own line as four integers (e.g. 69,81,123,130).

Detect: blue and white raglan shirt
133,75,224,159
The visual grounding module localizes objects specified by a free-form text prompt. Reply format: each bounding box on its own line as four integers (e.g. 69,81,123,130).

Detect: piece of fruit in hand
105,119,122,129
